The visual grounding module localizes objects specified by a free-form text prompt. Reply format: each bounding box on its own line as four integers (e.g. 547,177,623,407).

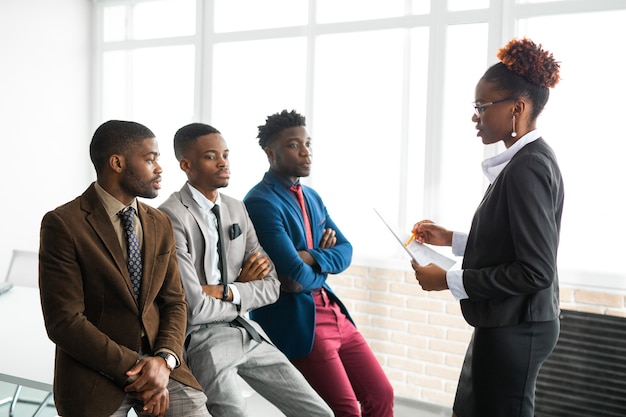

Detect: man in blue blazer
244,110,394,417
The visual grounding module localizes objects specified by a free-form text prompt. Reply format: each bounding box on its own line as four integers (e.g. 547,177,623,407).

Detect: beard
122,165,159,200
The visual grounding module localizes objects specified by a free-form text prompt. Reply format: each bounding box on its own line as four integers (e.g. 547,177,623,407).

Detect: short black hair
173,123,221,161
89,120,155,176
257,110,306,149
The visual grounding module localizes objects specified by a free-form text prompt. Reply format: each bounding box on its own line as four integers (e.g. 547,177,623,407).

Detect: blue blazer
244,170,353,359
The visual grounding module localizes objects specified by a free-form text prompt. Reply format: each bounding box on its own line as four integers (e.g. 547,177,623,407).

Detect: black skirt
453,319,559,417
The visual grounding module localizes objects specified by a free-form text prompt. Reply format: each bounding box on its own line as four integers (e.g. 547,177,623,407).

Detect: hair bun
497,38,560,88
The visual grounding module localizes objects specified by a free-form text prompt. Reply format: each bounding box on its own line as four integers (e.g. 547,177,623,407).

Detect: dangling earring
511,114,517,138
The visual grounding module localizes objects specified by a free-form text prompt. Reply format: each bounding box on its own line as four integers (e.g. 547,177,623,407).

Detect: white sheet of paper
374,209,457,270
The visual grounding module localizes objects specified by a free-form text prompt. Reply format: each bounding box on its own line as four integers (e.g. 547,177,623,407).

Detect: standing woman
411,38,563,417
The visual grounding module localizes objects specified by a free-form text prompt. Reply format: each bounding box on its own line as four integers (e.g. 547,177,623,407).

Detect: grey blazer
158,183,280,337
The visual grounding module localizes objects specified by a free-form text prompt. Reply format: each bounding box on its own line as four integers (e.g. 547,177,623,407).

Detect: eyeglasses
472,97,517,117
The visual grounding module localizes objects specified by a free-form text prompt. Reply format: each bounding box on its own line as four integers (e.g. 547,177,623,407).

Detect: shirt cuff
451,231,468,257
446,269,469,300
229,284,241,305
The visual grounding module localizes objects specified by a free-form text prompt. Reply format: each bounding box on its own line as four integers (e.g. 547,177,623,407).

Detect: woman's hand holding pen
411,220,453,247
410,220,451,291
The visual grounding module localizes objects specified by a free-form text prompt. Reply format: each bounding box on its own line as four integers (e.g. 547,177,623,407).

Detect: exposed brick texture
327,265,626,409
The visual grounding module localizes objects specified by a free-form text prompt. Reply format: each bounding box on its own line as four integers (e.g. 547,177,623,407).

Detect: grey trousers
186,322,332,417
110,379,210,417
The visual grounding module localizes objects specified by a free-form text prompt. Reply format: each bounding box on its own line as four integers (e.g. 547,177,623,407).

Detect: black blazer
461,138,564,328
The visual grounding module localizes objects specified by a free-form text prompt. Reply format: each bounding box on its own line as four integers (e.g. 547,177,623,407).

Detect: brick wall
560,286,626,318
327,265,626,408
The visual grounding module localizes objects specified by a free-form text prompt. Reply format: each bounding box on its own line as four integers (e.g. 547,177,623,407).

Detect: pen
404,232,416,247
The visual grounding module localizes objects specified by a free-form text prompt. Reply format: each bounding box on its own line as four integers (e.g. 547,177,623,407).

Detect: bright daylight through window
96,0,626,290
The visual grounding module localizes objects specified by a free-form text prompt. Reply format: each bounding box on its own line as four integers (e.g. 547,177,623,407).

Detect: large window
94,0,626,290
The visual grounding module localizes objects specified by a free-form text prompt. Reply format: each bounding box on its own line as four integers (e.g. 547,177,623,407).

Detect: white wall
0,0,92,277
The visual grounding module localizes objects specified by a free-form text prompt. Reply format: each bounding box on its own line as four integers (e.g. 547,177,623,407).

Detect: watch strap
155,352,176,371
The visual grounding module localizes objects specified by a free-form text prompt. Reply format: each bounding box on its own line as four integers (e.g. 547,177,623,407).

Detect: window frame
93,0,626,291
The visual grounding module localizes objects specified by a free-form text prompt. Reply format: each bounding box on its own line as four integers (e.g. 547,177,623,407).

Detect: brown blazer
39,183,202,417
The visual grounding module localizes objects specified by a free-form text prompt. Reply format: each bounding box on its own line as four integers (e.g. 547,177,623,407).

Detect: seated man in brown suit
39,120,211,417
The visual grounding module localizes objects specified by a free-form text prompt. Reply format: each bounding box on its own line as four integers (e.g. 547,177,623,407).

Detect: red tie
290,184,313,249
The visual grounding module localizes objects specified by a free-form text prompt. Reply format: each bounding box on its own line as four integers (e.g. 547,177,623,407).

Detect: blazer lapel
269,176,314,247
180,184,214,282
218,200,233,277
299,184,318,244
82,185,138,307
267,174,303,220
180,184,211,234
137,202,155,309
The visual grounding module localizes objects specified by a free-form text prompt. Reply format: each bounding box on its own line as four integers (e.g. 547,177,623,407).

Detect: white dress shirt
188,184,241,305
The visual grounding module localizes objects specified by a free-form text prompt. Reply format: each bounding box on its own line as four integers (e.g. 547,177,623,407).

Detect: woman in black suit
411,38,564,417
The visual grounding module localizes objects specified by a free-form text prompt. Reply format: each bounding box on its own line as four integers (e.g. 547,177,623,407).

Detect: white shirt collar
188,183,221,210
481,130,542,183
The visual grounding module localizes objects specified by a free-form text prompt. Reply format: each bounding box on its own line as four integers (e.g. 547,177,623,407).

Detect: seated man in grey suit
158,123,332,417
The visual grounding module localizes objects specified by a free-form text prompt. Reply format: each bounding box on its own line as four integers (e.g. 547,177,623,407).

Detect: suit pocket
229,223,242,240
55,353,99,401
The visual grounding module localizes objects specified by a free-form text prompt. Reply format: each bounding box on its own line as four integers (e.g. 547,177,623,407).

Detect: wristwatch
155,352,177,371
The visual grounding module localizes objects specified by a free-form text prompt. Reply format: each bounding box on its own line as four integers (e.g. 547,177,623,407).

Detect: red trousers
291,289,394,417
